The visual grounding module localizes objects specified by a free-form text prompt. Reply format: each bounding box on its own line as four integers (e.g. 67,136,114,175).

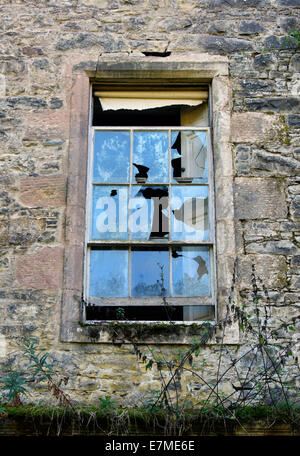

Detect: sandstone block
231,113,276,143
19,176,66,207
0,75,5,97
15,247,63,290
234,177,287,219
238,255,287,289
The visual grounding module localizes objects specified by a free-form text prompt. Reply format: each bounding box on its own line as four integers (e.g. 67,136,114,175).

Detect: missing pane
85,305,214,321
171,131,208,183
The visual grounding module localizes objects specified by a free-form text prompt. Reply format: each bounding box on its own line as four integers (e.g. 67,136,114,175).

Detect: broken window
84,86,215,322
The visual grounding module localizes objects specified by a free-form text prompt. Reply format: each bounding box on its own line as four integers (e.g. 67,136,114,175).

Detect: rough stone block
279,16,298,33
15,247,63,290
239,79,274,92
27,108,69,137
234,177,287,219
277,0,300,5
19,176,66,208
238,21,265,35
288,115,300,127
79,0,108,6
56,33,125,52
251,151,299,175
291,195,300,220
245,97,300,113
201,35,253,54
231,113,277,143
212,0,263,6
253,54,276,69
289,55,300,72
246,240,298,255
238,255,287,289
0,75,5,97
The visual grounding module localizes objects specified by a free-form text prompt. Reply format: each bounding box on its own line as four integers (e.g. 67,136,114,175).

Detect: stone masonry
0,0,299,406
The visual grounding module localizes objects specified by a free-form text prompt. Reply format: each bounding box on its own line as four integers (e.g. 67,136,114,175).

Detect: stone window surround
60,55,238,344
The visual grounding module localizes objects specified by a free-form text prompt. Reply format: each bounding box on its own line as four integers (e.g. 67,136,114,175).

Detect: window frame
60,56,238,344
84,123,216,322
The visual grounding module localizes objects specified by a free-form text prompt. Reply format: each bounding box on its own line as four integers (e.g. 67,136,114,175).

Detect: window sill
65,319,240,345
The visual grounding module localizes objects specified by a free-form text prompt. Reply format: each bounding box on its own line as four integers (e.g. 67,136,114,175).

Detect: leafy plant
0,370,28,406
116,307,125,320
22,337,72,407
98,395,115,410
286,29,300,48
108,261,300,435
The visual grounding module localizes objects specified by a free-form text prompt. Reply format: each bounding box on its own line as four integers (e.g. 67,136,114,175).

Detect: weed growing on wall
108,262,300,435
0,263,299,436
0,337,72,410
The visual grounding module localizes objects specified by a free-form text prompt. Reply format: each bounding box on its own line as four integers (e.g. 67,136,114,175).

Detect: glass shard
171,131,208,183
172,246,210,296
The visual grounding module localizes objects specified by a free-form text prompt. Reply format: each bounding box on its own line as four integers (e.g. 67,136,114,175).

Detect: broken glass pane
93,131,130,183
130,186,169,240
171,131,208,183
90,248,128,297
91,186,128,240
131,247,169,297
133,131,168,183
172,246,210,297
171,186,209,240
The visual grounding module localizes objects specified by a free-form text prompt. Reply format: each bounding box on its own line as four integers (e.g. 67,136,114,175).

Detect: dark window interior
86,305,184,321
93,95,183,126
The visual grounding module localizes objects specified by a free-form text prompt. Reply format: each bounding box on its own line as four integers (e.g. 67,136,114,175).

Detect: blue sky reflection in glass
93,131,130,183
91,186,128,240
172,246,210,296
90,249,129,297
133,131,168,183
171,186,209,240
131,248,169,297
130,186,169,241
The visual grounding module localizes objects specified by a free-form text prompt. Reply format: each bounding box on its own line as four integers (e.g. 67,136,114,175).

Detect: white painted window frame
83,124,216,323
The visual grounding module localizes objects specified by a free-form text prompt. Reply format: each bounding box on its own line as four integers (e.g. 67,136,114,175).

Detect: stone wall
0,0,299,406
